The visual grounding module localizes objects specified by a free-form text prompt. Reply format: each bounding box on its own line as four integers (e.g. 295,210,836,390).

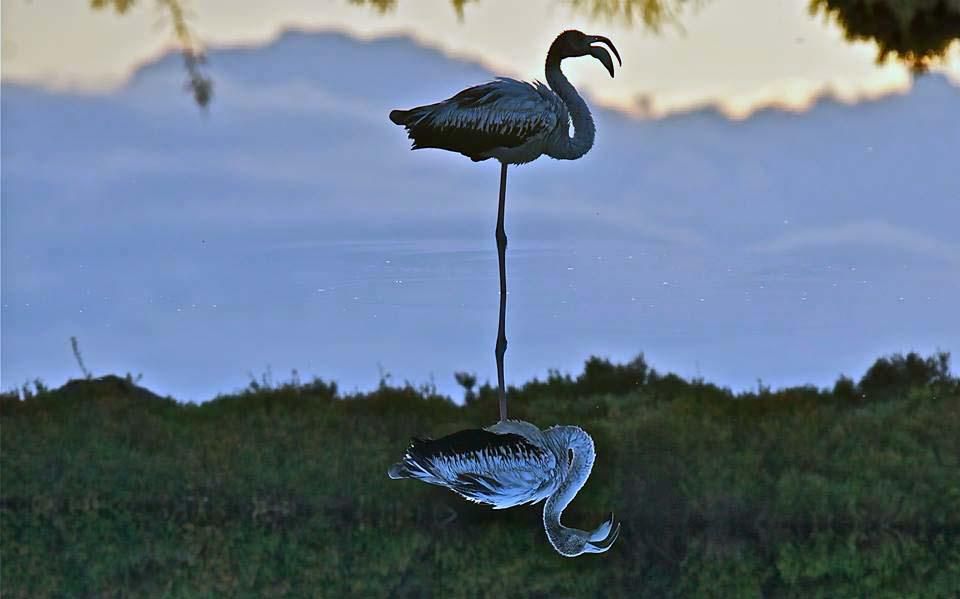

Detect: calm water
3,232,955,401
2,32,957,401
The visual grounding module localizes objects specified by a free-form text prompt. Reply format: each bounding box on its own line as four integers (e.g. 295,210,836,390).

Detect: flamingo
388,418,620,557
390,30,621,421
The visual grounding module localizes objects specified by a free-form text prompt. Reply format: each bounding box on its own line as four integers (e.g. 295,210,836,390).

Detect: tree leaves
90,0,138,14
810,0,960,70
88,0,213,108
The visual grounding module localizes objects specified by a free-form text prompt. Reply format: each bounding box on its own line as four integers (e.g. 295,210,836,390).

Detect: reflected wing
399,428,558,509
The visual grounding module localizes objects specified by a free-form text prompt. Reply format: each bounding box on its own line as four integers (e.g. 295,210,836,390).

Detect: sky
2,2,959,401
3,0,959,117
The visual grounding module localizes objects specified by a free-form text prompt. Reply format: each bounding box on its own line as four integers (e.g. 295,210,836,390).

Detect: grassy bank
2,352,959,597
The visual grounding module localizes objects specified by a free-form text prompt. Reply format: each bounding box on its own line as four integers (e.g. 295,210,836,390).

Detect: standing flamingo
390,30,621,421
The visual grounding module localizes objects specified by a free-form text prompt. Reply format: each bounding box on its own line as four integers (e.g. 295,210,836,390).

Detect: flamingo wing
389,78,561,161
393,428,558,509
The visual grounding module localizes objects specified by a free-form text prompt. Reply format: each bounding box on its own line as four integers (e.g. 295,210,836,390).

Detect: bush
859,351,953,400
2,351,958,596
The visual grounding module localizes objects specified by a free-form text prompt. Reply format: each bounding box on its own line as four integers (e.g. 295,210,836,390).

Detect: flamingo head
551,30,622,77
546,511,622,557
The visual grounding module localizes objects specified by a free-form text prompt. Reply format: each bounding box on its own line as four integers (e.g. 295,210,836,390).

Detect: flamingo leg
495,162,508,421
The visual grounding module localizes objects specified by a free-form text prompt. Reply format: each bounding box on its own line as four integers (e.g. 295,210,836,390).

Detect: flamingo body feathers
390,78,565,164
388,424,560,509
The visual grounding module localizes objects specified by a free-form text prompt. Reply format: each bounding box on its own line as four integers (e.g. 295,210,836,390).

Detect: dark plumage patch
390,82,547,161
406,429,546,466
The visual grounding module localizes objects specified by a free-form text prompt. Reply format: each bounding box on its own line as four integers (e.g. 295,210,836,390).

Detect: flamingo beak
585,512,621,553
588,36,622,78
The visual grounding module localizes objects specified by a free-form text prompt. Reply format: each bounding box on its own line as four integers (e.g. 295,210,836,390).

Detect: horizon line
2,25,958,123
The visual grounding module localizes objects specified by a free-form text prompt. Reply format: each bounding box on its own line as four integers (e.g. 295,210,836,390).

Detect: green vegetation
83,0,960,109
810,0,960,70
2,352,959,597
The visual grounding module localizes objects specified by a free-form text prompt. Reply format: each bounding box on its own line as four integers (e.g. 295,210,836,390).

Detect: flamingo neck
542,426,596,553
545,51,595,160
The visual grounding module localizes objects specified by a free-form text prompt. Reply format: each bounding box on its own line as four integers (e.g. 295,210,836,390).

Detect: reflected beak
589,512,616,542
588,35,622,77
586,522,621,553
586,512,621,553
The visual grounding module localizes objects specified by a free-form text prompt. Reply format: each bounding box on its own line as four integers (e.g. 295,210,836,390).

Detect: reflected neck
542,426,596,553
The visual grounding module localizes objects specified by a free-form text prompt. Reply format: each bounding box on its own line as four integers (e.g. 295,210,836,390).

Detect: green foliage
88,0,213,107
348,0,696,30
70,336,93,380
349,0,958,66
810,0,960,70
454,371,478,404
2,353,959,596
567,0,701,32
859,350,953,400
81,0,959,110
90,0,138,13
